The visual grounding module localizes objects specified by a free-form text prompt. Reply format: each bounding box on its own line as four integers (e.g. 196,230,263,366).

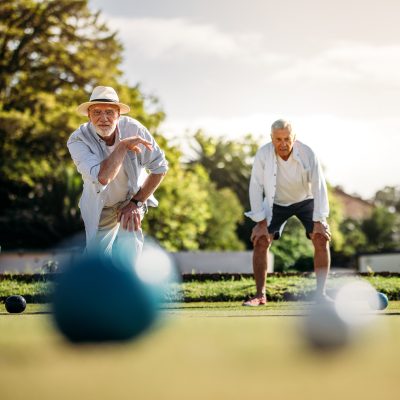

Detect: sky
89,0,400,199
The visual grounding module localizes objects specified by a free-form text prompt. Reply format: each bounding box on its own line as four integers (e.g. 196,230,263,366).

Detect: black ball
5,295,27,313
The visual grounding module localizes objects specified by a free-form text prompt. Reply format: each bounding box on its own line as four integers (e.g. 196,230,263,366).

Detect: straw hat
76,86,130,116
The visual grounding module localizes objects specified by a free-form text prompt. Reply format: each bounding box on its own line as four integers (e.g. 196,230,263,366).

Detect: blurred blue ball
52,253,158,343
376,292,389,310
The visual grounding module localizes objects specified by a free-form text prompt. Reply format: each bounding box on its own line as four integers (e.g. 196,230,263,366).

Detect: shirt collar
291,141,301,161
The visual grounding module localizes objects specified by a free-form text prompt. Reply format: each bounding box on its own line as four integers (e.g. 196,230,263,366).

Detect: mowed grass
2,274,400,302
1,302,400,400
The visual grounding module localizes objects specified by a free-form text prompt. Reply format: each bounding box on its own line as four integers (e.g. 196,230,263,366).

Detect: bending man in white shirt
244,119,331,306
67,86,168,259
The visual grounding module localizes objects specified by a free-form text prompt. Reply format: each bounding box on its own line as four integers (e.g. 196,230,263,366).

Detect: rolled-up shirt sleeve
245,149,267,222
137,127,168,174
67,134,108,193
310,153,329,222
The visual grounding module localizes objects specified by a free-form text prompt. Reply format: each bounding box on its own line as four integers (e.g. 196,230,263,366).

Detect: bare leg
252,236,273,297
312,234,331,296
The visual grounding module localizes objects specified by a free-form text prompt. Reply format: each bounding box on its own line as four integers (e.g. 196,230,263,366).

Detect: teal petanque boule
375,292,389,310
5,295,27,314
367,291,389,311
52,253,159,343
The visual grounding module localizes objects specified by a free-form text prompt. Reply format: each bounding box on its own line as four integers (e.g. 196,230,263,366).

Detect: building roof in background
333,186,374,220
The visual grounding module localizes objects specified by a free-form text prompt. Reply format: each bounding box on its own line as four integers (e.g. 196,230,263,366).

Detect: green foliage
0,0,123,123
197,186,245,250
188,131,260,248
361,206,400,252
143,135,244,251
327,184,345,252
338,218,368,256
271,218,314,272
142,159,211,251
374,186,400,213
189,130,259,205
364,275,400,299
332,186,400,265
360,186,400,253
0,279,51,302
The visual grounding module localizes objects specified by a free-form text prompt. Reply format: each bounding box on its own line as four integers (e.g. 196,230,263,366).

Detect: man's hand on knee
117,203,141,232
251,220,272,247
310,221,331,241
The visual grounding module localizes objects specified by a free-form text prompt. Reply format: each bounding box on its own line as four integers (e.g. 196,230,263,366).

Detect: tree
196,185,245,251
369,185,400,251
141,137,210,251
188,131,260,248
338,218,368,256
361,207,400,252
189,130,260,205
374,186,400,213
142,135,245,251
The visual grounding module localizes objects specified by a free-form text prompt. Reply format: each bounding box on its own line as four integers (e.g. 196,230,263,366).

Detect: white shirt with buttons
245,140,329,225
102,134,130,207
274,152,313,206
67,116,168,248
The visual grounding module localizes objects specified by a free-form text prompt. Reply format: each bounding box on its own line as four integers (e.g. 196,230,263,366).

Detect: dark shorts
268,199,314,240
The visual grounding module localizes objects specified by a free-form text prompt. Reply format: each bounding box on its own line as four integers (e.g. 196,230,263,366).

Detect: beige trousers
92,200,146,261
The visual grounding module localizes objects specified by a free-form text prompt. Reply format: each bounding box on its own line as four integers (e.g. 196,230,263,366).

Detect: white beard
94,123,117,138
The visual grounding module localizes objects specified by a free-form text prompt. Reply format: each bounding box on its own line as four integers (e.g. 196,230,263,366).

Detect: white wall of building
171,251,274,274
0,251,78,273
358,253,400,273
0,250,274,274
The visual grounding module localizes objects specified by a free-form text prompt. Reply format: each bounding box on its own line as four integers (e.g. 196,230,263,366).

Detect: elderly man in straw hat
244,119,331,306
67,86,168,257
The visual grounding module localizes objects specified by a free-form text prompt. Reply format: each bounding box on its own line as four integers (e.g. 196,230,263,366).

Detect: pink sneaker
242,295,267,307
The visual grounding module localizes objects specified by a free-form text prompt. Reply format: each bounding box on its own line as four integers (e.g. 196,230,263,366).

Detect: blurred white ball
135,239,176,286
334,280,379,327
303,303,351,350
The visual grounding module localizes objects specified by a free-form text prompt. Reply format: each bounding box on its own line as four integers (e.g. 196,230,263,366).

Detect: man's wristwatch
130,198,144,207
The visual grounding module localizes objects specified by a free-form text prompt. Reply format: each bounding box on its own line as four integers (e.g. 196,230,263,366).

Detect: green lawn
1,302,400,400
2,274,400,302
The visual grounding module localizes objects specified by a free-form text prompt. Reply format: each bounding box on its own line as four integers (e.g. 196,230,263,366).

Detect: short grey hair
271,119,292,133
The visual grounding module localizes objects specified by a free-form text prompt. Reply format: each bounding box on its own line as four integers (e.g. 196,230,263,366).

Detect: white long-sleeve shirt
67,116,168,247
245,140,329,224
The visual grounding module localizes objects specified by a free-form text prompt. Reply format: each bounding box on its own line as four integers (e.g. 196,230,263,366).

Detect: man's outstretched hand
122,136,153,153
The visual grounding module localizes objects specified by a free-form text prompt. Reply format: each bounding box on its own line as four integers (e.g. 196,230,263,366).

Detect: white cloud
107,16,283,65
271,43,400,87
161,112,272,138
110,17,238,58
